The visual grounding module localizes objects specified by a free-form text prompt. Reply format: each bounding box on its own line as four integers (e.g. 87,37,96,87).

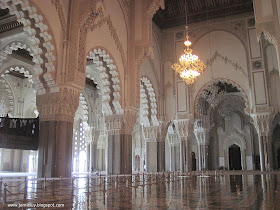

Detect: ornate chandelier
201,82,226,108
172,26,206,84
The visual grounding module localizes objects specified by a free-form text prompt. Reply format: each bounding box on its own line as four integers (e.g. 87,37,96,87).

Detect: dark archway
192,152,196,171
229,144,242,170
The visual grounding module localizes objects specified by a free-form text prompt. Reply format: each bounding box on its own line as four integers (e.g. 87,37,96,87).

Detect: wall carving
78,2,127,78
141,77,159,127
87,48,123,115
256,22,278,48
36,86,80,122
194,78,250,116
206,50,248,79
0,78,14,117
0,0,57,94
51,0,66,37
252,113,271,136
105,108,137,135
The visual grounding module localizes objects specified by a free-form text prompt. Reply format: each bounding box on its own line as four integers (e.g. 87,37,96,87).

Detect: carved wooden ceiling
153,0,254,29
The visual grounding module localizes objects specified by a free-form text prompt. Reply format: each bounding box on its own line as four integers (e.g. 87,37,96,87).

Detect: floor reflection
1,172,280,209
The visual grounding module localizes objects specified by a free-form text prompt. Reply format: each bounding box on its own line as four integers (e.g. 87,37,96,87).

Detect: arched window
73,121,87,173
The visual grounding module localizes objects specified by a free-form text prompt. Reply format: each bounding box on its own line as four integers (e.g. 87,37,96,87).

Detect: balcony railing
0,116,39,150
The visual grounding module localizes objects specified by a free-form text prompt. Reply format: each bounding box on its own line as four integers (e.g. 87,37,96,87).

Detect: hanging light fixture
171,0,206,84
201,83,225,108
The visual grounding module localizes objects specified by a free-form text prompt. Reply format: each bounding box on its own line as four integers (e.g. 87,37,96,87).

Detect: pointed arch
87,47,123,116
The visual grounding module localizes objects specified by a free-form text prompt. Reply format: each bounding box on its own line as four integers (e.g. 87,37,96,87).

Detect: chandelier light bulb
172,26,206,84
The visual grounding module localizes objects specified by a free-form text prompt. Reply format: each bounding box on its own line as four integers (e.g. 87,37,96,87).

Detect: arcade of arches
1,0,280,179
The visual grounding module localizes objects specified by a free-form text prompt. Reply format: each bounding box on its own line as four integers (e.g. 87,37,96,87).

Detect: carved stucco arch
87,48,123,116
0,41,32,66
0,0,57,93
194,78,250,117
0,78,14,116
1,66,33,83
224,132,247,151
140,76,159,127
165,122,180,146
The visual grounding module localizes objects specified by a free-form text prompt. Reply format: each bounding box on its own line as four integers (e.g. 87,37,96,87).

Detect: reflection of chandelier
201,82,225,108
172,26,206,84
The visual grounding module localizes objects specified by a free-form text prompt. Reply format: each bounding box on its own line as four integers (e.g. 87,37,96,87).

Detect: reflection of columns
37,89,80,177
106,110,137,175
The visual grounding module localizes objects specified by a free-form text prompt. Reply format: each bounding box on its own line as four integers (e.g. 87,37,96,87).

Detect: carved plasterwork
255,22,278,48
0,78,14,117
174,120,190,138
224,131,247,151
143,126,158,142
0,0,57,94
206,50,248,79
37,86,81,122
195,78,250,116
193,117,211,145
78,2,127,78
146,0,165,19
105,108,137,135
51,0,66,37
252,113,271,136
140,77,159,127
87,48,123,115
118,0,131,24
1,66,33,83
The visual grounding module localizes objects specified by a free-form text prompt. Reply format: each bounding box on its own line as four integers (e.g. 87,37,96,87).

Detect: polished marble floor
1,171,280,209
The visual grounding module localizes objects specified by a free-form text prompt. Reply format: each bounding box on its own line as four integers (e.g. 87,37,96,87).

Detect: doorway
229,144,242,170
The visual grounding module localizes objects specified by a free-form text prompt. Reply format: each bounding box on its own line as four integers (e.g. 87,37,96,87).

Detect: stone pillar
157,140,165,172
105,110,137,175
242,149,246,170
194,118,210,171
37,88,80,178
179,139,185,172
253,113,272,171
143,126,160,172
175,120,192,172
146,141,157,172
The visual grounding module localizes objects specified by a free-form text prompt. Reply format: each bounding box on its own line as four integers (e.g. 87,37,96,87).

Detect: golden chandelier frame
171,25,207,84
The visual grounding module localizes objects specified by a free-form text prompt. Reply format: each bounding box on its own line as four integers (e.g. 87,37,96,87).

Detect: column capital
174,119,191,138
251,113,271,136
143,126,159,142
105,108,137,135
37,85,81,122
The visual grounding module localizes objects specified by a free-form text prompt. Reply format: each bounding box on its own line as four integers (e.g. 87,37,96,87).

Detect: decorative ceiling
153,0,254,29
